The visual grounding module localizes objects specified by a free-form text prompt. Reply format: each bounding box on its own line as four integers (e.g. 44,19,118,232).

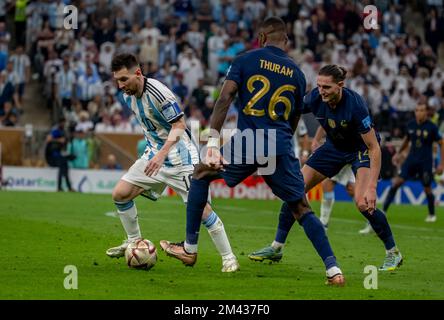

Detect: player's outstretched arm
361,128,381,213
206,80,238,169
392,135,410,166
209,80,238,134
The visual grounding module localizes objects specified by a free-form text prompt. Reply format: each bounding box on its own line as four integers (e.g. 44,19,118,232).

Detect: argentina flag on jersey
123,77,199,167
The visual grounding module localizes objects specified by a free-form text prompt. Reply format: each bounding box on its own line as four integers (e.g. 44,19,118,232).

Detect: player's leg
383,176,405,212
287,197,344,285
422,170,436,222
261,154,344,285
106,179,145,257
160,163,234,265
161,167,239,271
320,179,336,229
354,167,403,271
383,159,411,213
248,164,327,262
107,158,163,258
202,203,240,272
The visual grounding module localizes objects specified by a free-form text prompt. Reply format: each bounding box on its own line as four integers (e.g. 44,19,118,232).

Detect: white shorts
331,165,355,186
121,158,195,202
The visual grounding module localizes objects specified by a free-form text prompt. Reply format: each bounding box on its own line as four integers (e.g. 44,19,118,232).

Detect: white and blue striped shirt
9,54,30,84
123,77,199,167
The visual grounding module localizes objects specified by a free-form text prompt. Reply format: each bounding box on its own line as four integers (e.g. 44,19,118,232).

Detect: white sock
326,266,342,278
115,200,141,241
386,247,397,254
271,240,284,250
203,211,235,260
184,242,198,254
320,192,335,225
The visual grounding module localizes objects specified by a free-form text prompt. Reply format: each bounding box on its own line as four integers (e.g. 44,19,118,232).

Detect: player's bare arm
206,80,238,169
392,135,410,166
144,116,186,177
361,128,382,213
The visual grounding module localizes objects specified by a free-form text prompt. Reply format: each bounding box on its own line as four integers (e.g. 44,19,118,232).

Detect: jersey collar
265,45,287,56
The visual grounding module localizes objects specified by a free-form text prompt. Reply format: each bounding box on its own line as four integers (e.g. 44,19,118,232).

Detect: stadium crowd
0,0,444,170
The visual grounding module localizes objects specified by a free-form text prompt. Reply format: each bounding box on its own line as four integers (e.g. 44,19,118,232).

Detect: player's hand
364,188,377,214
311,139,321,152
144,152,166,176
205,147,227,170
392,153,400,166
436,164,444,175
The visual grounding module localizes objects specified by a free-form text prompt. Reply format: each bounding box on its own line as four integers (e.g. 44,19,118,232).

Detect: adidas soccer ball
125,239,157,270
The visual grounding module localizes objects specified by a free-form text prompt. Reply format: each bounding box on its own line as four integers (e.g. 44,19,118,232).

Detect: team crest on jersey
328,119,336,128
423,130,428,138
340,120,348,128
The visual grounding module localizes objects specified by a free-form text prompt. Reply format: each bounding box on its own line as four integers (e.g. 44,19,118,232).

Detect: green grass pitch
1,191,443,300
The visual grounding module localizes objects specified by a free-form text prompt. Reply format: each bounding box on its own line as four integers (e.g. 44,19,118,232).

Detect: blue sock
383,186,398,212
274,202,296,243
186,179,210,245
299,211,338,270
426,193,435,216
360,208,396,250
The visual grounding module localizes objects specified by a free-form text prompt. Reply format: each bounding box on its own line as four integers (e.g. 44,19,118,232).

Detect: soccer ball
125,239,157,270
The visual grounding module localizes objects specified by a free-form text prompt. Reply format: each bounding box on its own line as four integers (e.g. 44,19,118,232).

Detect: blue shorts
306,142,370,178
219,150,305,202
400,158,433,186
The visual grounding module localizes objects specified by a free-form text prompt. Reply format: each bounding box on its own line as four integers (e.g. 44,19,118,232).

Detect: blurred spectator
178,47,204,95
0,70,17,117
0,21,11,54
383,4,402,36
102,154,123,170
68,128,90,169
45,118,74,192
77,65,103,110
55,60,76,111
424,6,444,54
9,45,30,105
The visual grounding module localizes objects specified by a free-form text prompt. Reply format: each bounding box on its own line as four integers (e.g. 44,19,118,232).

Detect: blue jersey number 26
243,74,296,121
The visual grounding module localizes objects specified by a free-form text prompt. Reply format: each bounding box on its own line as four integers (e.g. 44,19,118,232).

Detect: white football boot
106,239,138,258
221,254,240,273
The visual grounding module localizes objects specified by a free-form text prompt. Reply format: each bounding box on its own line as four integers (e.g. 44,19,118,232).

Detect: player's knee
192,164,210,180
112,187,131,202
392,178,403,188
287,199,311,221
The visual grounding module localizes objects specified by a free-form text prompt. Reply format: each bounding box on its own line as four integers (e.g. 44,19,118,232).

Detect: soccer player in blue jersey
250,64,403,271
160,17,345,286
106,54,239,273
383,103,444,222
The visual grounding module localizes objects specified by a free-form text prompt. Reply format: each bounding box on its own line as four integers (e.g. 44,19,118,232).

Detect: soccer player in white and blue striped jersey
106,53,239,272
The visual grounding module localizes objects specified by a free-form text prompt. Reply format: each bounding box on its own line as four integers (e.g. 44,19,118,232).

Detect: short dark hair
319,64,347,83
111,53,139,72
260,16,286,34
